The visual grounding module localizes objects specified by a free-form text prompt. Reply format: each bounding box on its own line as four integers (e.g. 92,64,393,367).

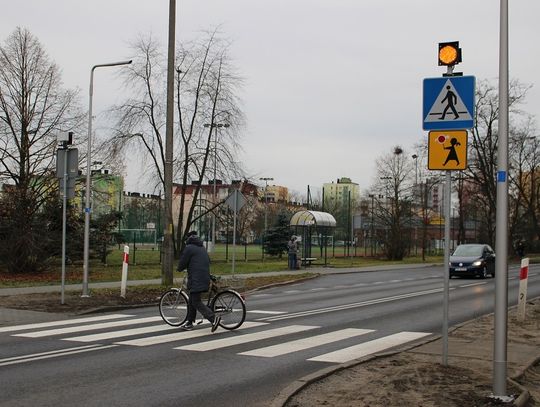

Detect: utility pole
162,0,176,285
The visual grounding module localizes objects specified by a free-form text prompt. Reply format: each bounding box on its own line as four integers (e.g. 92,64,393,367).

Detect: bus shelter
289,210,336,266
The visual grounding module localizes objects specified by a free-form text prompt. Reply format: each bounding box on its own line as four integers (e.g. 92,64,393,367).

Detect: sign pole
61,145,68,305
493,0,510,399
232,191,237,276
442,170,451,365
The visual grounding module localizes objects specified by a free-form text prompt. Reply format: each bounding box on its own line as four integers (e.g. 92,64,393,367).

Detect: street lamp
83,60,132,297
412,154,418,186
204,122,230,248
259,177,273,259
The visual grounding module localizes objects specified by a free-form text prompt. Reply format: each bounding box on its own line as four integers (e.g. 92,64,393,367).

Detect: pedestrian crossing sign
428,130,467,170
423,76,475,130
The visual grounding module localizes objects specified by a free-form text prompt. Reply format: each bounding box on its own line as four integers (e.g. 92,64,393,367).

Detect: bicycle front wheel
159,289,189,327
211,290,246,330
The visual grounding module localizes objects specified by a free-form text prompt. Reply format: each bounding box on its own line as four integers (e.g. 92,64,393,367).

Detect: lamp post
412,154,418,186
82,59,132,297
259,177,273,260
368,194,375,256
204,122,230,248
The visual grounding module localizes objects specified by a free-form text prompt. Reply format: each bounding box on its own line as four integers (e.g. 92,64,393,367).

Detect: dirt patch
286,300,540,407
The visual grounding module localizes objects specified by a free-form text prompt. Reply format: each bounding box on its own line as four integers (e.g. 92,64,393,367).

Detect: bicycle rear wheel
159,289,189,326
211,290,246,330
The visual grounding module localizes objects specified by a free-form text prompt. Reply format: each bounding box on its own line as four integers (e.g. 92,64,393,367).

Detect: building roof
289,210,337,227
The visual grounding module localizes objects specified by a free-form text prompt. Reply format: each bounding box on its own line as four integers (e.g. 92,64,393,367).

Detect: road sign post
56,133,77,305
423,44,475,367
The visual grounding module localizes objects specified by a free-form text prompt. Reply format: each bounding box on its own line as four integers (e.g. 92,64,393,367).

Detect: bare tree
373,146,415,260
465,79,530,246
0,27,82,273
508,116,540,248
174,31,244,253
105,31,244,261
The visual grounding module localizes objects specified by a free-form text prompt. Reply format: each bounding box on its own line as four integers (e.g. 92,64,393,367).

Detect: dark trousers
288,253,297,270
187,291,215,323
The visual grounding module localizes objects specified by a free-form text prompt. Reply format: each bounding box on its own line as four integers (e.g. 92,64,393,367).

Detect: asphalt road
1,264,539,407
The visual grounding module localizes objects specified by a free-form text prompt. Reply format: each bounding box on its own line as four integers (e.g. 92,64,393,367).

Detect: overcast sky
1,1,539,198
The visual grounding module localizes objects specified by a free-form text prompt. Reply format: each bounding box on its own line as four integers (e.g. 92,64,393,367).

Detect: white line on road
116,321,267,347
459,282,487,288
62,324,178,342
0,314,133,333
0,344,117,367
175,325,319,352
13,316,162,338
259,288,446,322
239,328,374,358
246,310,286,315
308,331,431,363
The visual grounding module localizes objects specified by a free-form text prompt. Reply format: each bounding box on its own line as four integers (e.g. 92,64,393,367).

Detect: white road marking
0,344,117,367
0,314,133,333
116,321,267,347
175,325,319,352
308,331,431,363
246,310,286,315
14,316,162,338
62,324,179,342
282,290,302,294
459,282,487,288
239,328,374,358
259,288,445,322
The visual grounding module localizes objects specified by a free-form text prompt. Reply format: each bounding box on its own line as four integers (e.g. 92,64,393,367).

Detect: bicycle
159,274,246,330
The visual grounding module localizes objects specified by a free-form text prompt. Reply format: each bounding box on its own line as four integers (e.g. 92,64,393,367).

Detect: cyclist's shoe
211,316,221,333
179,321,194,331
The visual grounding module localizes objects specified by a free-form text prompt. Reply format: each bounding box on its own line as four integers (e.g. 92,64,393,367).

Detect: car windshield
453,245,483,257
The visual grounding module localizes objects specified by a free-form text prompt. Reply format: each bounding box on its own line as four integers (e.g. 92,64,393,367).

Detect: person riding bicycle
176,231,221,332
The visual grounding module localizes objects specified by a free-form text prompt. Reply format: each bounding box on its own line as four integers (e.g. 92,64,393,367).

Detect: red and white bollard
517,257,529,321
121,245,129,298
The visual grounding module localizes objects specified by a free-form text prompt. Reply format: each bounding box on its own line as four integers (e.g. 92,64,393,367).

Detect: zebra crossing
1,312,431,366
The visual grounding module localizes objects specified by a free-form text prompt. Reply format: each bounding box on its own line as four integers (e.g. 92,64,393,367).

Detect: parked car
449,244,496,279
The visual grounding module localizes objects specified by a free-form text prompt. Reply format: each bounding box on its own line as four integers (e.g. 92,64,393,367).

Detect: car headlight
472,260,483,266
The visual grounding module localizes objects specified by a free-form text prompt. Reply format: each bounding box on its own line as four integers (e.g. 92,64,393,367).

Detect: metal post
260,177,273,260
83,60,131,297
61,143,68,305
232,192,237,275
162,0,176,285
442,171,451,365
493,0,510,399
213,126,217,244
370,194,375,256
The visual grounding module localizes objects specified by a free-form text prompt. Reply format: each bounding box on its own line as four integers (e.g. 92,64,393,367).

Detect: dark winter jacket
177,235,211,293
